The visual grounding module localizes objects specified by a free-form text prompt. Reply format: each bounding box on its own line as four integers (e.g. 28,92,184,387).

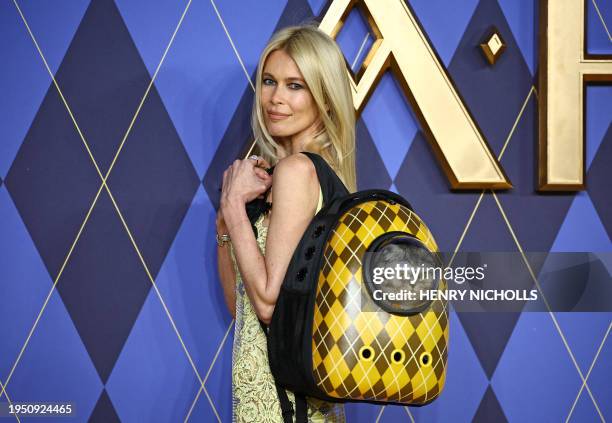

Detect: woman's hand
220,157,272,229
221,157,272,204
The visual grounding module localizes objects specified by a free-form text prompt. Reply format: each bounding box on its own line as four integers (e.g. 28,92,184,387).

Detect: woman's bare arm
222,153,319,324
216,213,237,318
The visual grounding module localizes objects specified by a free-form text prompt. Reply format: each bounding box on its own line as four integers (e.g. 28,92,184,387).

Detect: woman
216,25,356,422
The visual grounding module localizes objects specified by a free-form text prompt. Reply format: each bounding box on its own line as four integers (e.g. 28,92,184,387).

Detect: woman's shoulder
272,153,320,205
272,153,318,185
274,152,317,178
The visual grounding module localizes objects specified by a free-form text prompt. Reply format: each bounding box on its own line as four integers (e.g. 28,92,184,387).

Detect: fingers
253,166,272,180
246,155,272,172
244,157,258,168
232,158,271,178
246,161,271,194
222,158,272,203
231,157,270,170
252,157,271,171
257,157,271,169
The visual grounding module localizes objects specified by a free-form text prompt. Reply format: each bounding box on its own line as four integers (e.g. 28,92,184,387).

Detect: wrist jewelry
216,232,231,247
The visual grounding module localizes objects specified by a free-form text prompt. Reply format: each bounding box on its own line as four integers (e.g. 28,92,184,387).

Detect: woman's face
260,49,320,143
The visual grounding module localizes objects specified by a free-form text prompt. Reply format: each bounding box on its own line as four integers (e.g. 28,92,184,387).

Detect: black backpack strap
295,393,308,423
275,383,295,423
263,319,294,423
259,321,307,423
273,384,308,423
299,152,349,206
245,166,275,237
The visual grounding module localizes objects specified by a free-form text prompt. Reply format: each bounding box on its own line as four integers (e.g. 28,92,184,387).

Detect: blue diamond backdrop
0,0,610,422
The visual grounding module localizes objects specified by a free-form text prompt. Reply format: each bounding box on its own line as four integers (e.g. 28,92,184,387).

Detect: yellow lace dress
230,187,345,423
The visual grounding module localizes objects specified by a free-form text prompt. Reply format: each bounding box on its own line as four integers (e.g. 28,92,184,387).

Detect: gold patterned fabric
230,188,345,422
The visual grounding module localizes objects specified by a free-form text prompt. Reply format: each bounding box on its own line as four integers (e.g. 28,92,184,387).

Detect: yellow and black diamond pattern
312,200,449,404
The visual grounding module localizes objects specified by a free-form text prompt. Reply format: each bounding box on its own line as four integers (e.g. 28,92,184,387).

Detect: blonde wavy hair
252,25,357,192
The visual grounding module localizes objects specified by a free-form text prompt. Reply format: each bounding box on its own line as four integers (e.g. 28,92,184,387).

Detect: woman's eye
288,83,303,90
263,78,275,86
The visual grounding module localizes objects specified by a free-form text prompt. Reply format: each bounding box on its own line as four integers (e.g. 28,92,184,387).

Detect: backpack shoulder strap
300,152,349,206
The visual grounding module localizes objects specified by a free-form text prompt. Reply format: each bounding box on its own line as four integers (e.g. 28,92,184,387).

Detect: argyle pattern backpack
256,152,448,423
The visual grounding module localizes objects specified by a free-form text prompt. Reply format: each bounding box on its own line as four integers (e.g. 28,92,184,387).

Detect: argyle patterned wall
1,0,610,421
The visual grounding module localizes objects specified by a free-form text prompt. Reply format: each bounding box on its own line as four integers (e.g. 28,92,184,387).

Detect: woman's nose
270,87,285,104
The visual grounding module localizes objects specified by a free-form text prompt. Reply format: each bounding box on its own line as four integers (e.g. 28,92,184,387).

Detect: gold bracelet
216,232,231,247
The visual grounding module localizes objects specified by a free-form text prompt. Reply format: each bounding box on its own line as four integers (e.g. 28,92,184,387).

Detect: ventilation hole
391,349,405,364
305,246,316,260
420,351,432,367
359,346,374,361
296,268,308,281
313,225,325,238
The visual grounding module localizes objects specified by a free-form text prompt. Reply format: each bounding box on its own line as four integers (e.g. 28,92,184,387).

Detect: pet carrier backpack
250,152,448,423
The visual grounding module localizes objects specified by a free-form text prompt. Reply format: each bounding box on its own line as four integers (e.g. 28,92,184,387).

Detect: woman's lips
267,111,290,121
